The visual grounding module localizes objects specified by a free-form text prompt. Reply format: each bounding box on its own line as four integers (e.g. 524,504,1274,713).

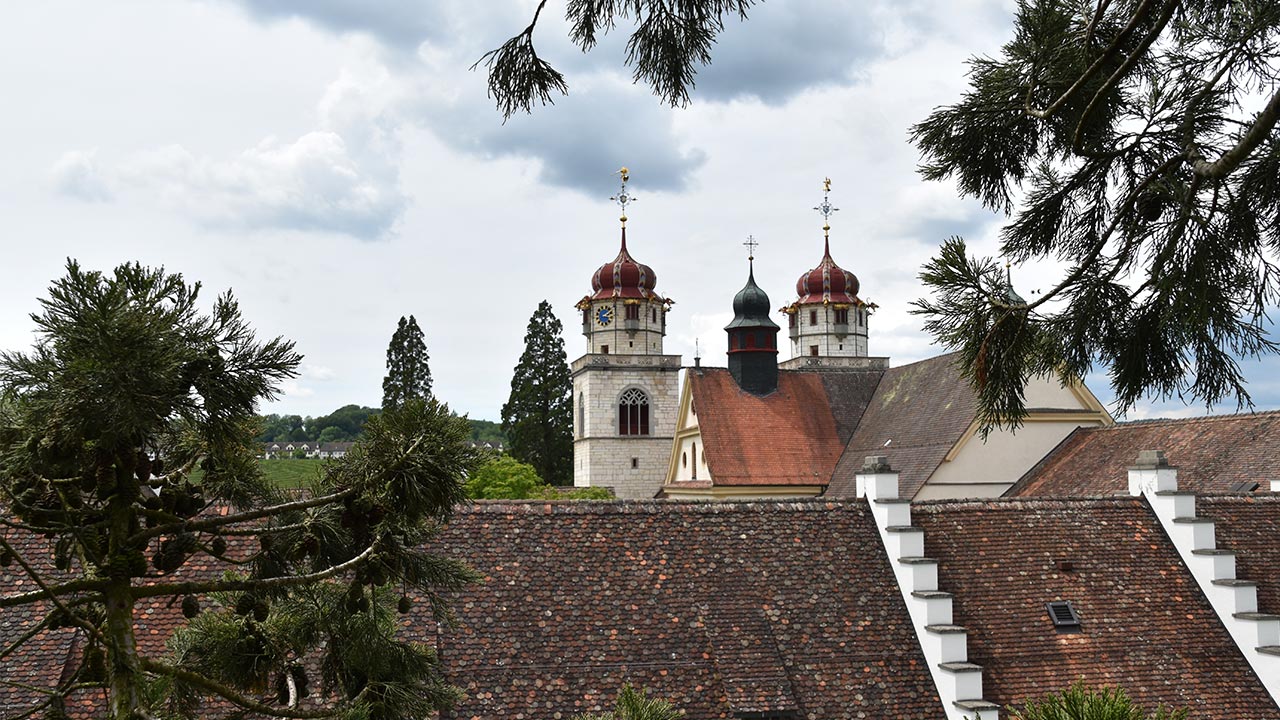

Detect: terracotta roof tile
829,353,976,499
1008,411,1280,497
687,368,877,486
914,497,1279,717
428,500,942,718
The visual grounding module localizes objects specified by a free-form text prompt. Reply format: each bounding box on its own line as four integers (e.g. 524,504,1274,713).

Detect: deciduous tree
501,301,573,486
0,261,476,720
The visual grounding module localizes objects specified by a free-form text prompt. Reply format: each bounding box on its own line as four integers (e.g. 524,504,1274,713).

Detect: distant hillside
467,418,508,446
256,406,506,447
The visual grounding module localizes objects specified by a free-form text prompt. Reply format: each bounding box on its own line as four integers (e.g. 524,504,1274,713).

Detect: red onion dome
589,228,664,301
795,238,860,305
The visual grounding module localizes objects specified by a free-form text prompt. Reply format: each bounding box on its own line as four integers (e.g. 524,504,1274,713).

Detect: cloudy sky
2,0,1276,422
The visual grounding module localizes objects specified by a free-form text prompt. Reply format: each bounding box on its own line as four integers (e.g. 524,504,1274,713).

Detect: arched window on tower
578,392,585,438
618,388,650,435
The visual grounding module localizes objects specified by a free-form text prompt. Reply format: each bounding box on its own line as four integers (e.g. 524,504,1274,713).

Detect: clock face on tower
596,306,614,326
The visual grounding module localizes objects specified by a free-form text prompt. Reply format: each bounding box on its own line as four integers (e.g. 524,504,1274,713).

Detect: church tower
726,239,780,395
571,169,682,499
780,178,878,367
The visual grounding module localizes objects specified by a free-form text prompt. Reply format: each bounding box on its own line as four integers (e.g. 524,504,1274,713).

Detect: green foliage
466,417,508,447
465,457,613,500
911,0,1280,428
382,315,432,410
501,301,574,486
482,1,756,118
311,405,380,442
0,261,477,720
1011,681,1187,720
538,485,613,500
465,456,543,499
574,684,684,720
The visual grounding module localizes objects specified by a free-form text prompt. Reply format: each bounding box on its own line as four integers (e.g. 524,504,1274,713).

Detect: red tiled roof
829,353,977,499
686,368,877,487
1198,494,1280,614
1,526,82,715
428,500,942,719
914,496,1279,717
1008,411,1280,497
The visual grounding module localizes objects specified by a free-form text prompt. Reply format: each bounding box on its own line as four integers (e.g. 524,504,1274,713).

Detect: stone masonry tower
780,178,878,367
571,169,681,499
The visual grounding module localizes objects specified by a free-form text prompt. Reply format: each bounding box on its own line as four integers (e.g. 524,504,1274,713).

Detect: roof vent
1046,600,1081,631
1229,480,1260,492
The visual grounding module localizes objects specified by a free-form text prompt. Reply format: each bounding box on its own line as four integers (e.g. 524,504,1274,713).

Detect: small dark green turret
726,257,780,395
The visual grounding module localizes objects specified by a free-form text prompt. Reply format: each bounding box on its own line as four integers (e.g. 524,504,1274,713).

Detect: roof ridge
459,498,868,514
912,495,1144,511
886,351,961,371
1107,408,1280,428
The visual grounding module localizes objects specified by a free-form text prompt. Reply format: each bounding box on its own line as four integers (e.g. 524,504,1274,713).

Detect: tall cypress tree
382,315,432,409
501,301,573,485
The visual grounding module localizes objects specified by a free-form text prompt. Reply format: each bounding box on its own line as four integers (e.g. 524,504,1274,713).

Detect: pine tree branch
129,488,353,545
0,538,108,621
1013,152,1187,311
1190,85,1280,180
1024,0,1164,120
1083,0,1113,46
0,615,54,662
1070,0,1179,153
130,541,377,599
139,658,341,719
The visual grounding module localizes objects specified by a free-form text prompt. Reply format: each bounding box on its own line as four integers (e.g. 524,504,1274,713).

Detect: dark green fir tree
501,301,573,485
382,315,432,409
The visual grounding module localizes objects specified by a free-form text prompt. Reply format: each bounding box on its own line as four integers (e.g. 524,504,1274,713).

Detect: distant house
260,441,354,459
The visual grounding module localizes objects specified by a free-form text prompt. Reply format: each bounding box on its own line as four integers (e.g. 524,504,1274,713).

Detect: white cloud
303,363,336,381
277,378,316,400
111,131,404,239
51,64,408,240
49,150,112,202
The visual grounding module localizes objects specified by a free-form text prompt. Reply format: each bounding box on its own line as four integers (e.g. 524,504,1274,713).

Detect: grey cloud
224,0,453,50
428,82,706,196
897,208,1001,248
540,0,886,106
690,0,885,104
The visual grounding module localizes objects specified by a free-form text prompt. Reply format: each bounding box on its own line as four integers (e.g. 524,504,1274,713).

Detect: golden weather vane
610,167,635,226
814,177,839,240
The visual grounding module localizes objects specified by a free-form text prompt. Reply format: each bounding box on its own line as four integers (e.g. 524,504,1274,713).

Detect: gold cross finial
743,235,759,261
611,167,634,226
823,177,831,192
